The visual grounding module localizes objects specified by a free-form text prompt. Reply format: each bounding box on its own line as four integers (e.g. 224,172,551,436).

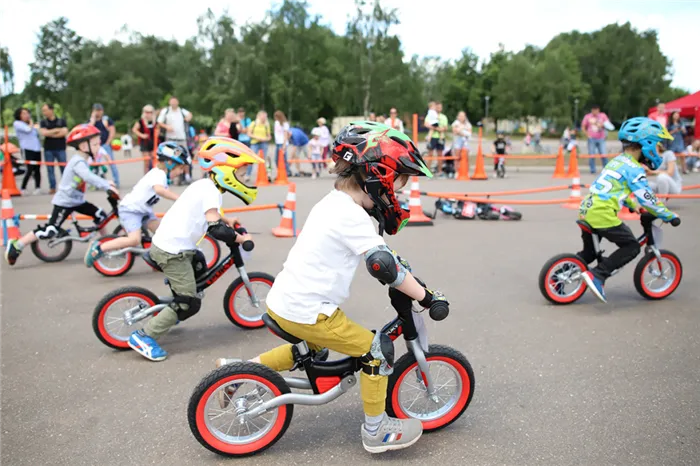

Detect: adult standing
13,107,42,194
667,111,687,173
132,104,157,174
273,110,291,176
237,107,252,147
288,126,309,177
653,103,668,129
89,103,119,187
157,96,193,184
39,103,68,194
215,108,238,138
316,117,331,161
581,104,612,173
387,108,404,133
246,111,271,181
451,110,472,153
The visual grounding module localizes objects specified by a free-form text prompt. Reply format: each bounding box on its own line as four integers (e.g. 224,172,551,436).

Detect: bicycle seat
142,251,162,272
576,219,598,234
262,314,302,344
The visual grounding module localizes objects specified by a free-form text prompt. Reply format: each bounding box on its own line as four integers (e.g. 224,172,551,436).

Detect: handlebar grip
670,217,681,227
429,301,449,321
241,240,255,252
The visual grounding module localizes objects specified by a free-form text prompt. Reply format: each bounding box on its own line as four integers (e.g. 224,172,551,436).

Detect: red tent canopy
648,90,700,138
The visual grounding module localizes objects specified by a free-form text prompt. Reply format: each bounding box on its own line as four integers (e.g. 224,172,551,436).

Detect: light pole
485,96,490,120
574,98,579,124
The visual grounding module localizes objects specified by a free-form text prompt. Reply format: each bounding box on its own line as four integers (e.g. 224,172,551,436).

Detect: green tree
1,47,14,96
26,17,82,102
491,53,536,121
535,43,589,125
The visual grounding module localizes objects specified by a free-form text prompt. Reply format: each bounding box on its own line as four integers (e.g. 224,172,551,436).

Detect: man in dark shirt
40,103,68,194
88,103,119,187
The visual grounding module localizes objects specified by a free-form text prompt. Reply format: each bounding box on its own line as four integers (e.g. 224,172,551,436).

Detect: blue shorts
119,209,156,234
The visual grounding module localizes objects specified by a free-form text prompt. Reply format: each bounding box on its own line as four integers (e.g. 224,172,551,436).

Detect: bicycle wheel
539,253,587,305
92,235,136,277
387,345,474,432
200,235,222,269
633,249,682,300
92,286,158,350
188,362,293,457
223,273,274,329
30,233,73,263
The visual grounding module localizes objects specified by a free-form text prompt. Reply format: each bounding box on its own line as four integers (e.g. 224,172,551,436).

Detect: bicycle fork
238,266,262,307
406,339,440,402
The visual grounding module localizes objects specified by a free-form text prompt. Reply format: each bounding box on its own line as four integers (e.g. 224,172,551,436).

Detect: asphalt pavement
2,156,699,466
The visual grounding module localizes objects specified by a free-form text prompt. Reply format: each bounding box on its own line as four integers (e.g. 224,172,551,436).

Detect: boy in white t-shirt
125,137,262,362
216,122,449,453
84,142,186,267
309,127,324,178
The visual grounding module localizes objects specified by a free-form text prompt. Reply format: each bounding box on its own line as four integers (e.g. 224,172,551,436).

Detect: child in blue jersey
578,117,680,302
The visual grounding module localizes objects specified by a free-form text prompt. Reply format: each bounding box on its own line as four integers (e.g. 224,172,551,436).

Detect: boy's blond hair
330,159,409,192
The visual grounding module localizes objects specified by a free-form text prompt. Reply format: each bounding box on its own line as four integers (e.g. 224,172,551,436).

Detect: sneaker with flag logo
128,330,168,361
361,413,423,453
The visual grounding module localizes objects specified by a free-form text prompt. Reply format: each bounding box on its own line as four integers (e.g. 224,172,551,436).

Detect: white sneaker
361,414,423,454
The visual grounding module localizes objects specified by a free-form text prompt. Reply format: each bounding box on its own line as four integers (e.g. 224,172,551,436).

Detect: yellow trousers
259,309,387,416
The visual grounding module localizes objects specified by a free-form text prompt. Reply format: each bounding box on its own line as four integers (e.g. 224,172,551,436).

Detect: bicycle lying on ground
30,191,120,263
539,212,682,304
187,281,475,457
90,219,221,277
93,225,273,349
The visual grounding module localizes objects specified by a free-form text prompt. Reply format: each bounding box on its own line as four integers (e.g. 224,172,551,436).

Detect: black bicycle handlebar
670,217,681,227
429,301,449,321
241,240,254,251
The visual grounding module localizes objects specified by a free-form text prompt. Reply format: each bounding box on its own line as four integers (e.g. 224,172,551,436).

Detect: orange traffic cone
272,182,299,237
618,206,640,221
562,177,582,210
566,146,580,178
406,176,433,226
256,149,270,187
471,141,488,180
274,148,289,185
456,148,470,180
2,189,20,246
552,145,566,178
2,128,21,196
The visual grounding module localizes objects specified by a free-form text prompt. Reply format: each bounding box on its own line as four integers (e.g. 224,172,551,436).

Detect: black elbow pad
364,245,407,287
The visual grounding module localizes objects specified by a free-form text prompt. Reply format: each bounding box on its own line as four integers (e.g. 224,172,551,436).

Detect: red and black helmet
332,121,433,235
67,124,101,148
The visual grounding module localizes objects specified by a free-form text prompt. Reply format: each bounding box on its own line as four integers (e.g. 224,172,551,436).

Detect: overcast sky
1,0,698,95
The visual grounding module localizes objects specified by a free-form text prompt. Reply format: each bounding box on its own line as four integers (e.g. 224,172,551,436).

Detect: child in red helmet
5,124,119,266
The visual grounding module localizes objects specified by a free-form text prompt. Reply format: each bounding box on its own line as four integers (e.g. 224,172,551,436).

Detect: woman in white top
451,111,472,153
273,110,291,177
316,117,331,161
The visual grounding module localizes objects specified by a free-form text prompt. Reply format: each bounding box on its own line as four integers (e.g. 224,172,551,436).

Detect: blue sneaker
582,271,607,303
84,241,104,268
128,330,168,361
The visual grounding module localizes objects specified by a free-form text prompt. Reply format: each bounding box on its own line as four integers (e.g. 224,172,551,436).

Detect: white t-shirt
152,178,222,254
119,168,168,214
274,121,290,145
122,134,133,150
309,138,323,155
387,117,404,133
318,125,331,147
425,109,438,126
267,189,385,324
157,106,192,141
451,119,472,138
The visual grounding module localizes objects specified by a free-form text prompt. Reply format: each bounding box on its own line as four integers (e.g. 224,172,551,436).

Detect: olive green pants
259,309,387,416
144,245,196,339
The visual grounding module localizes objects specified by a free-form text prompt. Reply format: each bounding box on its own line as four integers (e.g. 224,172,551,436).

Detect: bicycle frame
123,244,260,326
243,305,436,421
45,196,119,247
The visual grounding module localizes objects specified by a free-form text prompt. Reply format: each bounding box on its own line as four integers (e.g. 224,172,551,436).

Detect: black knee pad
171,294,201,321
93,208,107,225
34,224,59,240
361,333,394,376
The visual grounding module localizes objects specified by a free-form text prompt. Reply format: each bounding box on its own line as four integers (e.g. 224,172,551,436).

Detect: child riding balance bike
5,124,118,266
84,141,185,270
191,122,475,456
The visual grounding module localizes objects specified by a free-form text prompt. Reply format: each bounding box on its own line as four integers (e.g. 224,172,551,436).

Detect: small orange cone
566,146,580,178
562,177,582,210
256,149,270,187
552,145,566,178
274,148,289,185
1,189,20,246
471,141,488,180
456,148,470,180
406,176,433,226
618,206,640,221
272,182,299,237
